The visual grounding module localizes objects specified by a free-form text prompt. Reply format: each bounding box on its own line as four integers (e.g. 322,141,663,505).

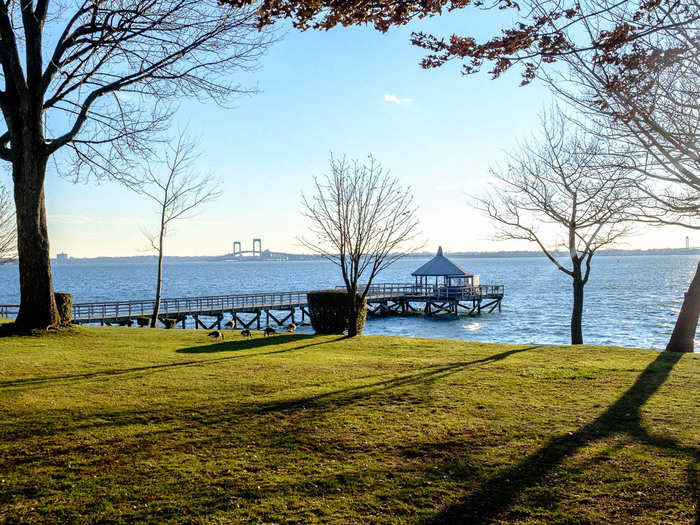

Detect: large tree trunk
12,149,59,329
571,265,584,345
665,259,700,353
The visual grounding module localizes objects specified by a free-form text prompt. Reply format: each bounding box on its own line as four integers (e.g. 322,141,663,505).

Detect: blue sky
12,7,690,257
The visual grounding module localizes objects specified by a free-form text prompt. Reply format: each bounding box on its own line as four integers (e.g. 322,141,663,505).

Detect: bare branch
538,2,700,229
0,0,276,183
121,130,221,326
130,131,222,233
299,153,422,299
0,185,17,263
474,106,637,343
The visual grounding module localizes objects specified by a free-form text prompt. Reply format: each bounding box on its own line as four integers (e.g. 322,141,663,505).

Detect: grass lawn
0,326,698,524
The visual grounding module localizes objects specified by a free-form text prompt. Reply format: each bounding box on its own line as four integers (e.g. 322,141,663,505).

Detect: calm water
0,254,697,350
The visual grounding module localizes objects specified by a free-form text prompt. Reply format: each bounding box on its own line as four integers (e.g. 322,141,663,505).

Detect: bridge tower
252,238,262,257
232,241,241,257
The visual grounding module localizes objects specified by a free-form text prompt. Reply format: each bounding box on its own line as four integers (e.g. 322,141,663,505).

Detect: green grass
0,326,698,524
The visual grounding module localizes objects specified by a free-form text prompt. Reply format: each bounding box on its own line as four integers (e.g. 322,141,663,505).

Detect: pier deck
0,283,504,329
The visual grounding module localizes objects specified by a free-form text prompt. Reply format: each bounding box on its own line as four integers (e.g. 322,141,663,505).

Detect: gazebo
411,247,479,291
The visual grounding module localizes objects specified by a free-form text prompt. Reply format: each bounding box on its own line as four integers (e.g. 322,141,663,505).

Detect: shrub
308,290,347,334
54,293,72,325
162,318,177,329
307,290,367,335
136,317,150,327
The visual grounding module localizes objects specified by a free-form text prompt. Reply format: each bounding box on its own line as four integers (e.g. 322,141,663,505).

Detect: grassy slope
0,326,698,524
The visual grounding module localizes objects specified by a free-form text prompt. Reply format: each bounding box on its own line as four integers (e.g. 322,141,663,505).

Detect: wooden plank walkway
0,283,504,327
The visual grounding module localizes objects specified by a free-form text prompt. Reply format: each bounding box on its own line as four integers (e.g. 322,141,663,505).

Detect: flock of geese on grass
207,322,297,341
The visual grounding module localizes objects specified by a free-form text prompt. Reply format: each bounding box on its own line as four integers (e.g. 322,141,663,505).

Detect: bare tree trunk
347,299,359,337
665,259,700,352
12,147,59,329
150,227,166,328
346,284,358,336
571,262,585,345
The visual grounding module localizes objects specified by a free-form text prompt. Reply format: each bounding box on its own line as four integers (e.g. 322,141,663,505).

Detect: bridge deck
0,283,504,324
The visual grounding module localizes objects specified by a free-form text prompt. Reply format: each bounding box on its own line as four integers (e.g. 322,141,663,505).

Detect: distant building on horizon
686,236,690,249
56,253,69,263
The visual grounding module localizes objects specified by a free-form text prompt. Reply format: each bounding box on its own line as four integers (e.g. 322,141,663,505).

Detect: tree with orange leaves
223,0,697,85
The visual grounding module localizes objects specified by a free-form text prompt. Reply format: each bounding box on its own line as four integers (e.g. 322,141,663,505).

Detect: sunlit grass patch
517,365,603,380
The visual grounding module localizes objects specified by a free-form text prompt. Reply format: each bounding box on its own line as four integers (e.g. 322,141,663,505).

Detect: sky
7,7,692,258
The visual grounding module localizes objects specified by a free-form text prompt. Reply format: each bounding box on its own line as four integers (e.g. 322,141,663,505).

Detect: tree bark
571,263,584,345
12,147,59,329
346,290,358,337
347,303,359,337
665,259,700,352
150,227,166,328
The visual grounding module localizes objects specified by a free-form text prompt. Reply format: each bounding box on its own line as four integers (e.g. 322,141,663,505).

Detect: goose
208,330,224,340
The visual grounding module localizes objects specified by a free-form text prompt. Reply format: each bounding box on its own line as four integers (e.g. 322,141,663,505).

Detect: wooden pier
0,283,504,329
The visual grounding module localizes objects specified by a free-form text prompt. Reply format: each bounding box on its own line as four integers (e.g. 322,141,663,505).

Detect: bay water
0,254,696,350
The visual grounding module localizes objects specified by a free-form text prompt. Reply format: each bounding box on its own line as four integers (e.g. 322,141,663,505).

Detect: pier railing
70,290,310,321
0,283,504,323
0,304,19,319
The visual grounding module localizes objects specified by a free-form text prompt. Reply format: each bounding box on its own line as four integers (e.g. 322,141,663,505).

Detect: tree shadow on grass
175,333,324,353
0,335,342,388
247,345,542,416
0,322,80,337
427,351,700,524
2,344,540,444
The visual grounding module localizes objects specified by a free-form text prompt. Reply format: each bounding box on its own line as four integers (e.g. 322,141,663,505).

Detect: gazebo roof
411,247,473,277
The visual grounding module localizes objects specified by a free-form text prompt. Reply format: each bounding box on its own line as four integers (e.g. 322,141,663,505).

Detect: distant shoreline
21,247,699,265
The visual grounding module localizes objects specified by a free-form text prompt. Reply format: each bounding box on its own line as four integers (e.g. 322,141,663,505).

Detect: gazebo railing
345,283,504,299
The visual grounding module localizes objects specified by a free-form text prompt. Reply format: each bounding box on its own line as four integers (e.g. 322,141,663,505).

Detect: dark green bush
54,293,72,326
136,317,150,327
307,290,366,335
161,318,176,329
308,290,347,334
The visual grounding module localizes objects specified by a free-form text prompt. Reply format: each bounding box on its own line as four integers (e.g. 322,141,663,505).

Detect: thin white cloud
49,215,143,226
384,93,413,105
110,217,141,225
186,219,228,226
49,214,94,225
435,181,472,193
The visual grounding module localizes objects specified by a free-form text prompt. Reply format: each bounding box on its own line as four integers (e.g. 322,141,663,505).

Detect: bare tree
133,133,221,328
0,186,16,263
540,3,699,225
477,109,636,345
300,155,420,336
0,1,274,329
539,2,700,351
